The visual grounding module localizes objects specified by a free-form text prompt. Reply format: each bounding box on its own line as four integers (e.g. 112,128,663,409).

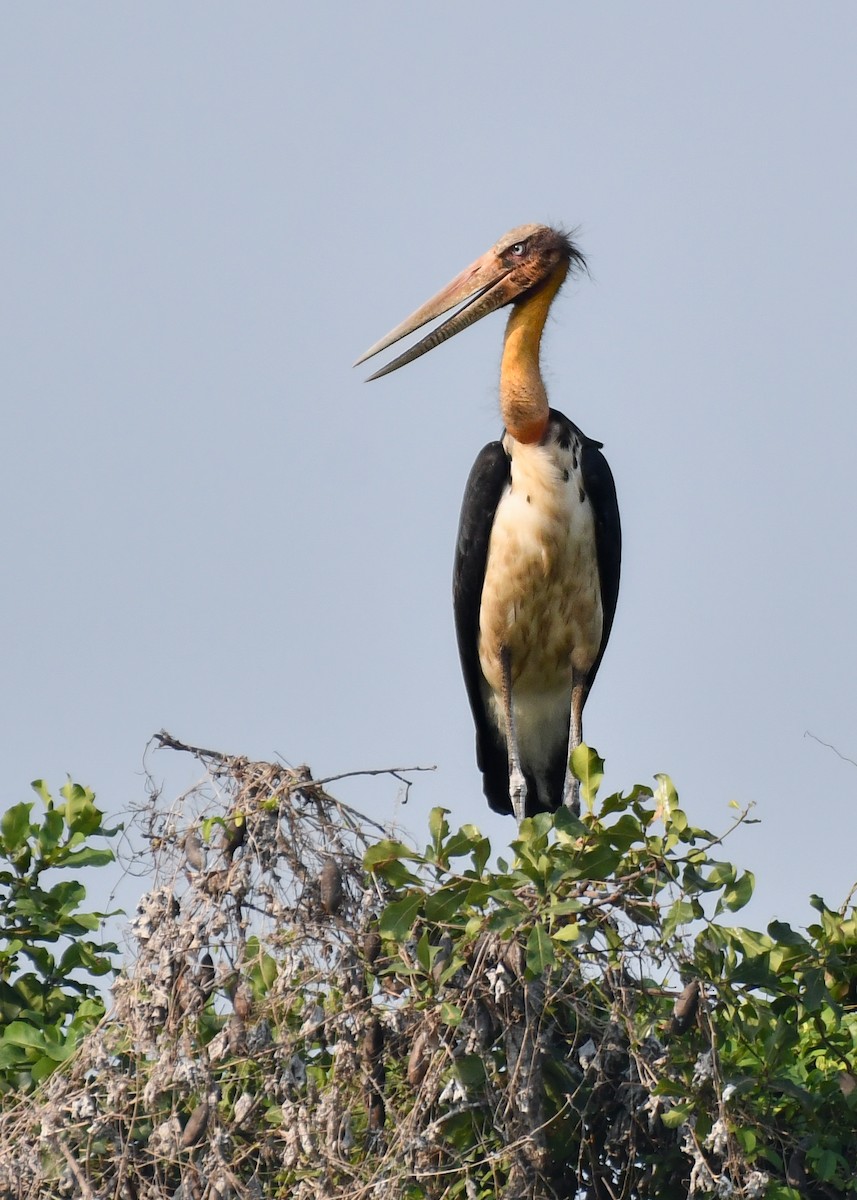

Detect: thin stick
805,730,857,770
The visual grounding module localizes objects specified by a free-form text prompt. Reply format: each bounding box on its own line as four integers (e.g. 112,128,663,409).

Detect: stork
355,225,620,823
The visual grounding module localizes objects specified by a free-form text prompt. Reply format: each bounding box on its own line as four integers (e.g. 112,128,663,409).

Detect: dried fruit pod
786,1146,808,1189
367,1094,385,1132
227,1012,247,1054
220,814,247,859
473,998,498,1050
184,829,205,872
232,980,252,1019
501,939,526,979
407,1027,438,1088
431,932,454,984
363,1016,384,1067
181,1099,209,1148
319,858,343,914
364,929,382,966
669,980,700,1036
362,1015,386,1132
199,952,216,997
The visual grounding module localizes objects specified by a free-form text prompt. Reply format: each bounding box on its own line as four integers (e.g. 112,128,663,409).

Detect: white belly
478,437,603,703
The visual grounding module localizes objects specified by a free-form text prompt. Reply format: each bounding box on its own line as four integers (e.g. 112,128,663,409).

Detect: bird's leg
500,646,527,825
562,673,586,816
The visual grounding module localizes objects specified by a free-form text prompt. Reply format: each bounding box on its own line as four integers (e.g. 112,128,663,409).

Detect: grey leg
500,647,527,825
562,673,586,815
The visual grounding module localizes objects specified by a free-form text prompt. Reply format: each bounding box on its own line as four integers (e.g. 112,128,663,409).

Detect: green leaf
604,813,645,850
363,839,420,869
465,881,493,909
597,789,634,818
552,923,581,943
54,846,115,870
424,881,470,924
716,870,755,914
0,1043,28,1068
576,843,622,881
800,966,829,1011
257,953,278,993
808,1145,846,1182
57,941,110,978
625,902,660,927
570,744,604,811
47,879,87,909
683,863,724,894
469,835,491,876
767,920,811,949
200,815,224,843
667,805,688,833
552,806,588,840
661,899,699,939
525,922,555,976
653,774,679,821
428,807,449,851
38,809,65,854
734,1127,757,1154
30,780,53,806
363,838,422,886
379,893,423,941
1,803,33,852
440,1001,462,1027
660,1099,694,1128
547,897,584,917
60,782,103,836
455,1053,487,1089
443,830,481,860
378,860,422,888
415,930,433,973
706,861,736,887
0,1021,49,1050
35,1033,76,1064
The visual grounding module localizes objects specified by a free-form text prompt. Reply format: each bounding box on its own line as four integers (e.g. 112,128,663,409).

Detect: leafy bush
363,751,857,1198
0,780,120,1090
0,740,853,1199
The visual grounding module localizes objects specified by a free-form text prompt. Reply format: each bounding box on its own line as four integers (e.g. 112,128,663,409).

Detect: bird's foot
562,773,580,817
509,763,528,826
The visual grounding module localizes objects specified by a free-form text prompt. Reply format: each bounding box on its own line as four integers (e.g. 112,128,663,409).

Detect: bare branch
804,729,857,769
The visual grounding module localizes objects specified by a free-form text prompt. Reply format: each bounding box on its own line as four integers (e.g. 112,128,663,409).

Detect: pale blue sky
3,4,856,928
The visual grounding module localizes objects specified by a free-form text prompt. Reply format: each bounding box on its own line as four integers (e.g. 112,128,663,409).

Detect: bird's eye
509,242,527,256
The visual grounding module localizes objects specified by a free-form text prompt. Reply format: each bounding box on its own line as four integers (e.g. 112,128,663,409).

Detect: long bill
354,250,520,382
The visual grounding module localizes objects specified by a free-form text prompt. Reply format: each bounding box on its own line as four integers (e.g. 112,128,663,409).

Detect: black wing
579,434,621,694
452,441,514,815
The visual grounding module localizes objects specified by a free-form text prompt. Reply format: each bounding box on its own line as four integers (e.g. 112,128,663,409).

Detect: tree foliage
0,779,120,1091
0,737,853,1199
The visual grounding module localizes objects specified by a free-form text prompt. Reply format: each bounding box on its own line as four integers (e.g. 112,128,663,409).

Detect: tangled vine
0,734,853,1199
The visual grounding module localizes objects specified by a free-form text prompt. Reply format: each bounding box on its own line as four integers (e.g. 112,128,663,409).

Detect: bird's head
354,224,586,381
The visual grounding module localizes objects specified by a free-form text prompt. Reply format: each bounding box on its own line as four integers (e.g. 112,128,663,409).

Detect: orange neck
499,262,568,443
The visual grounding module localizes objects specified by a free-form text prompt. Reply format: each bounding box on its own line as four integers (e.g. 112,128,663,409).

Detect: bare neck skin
499,261,569,444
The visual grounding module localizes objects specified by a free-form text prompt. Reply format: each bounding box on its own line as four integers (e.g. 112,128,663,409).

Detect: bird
355,224,620,823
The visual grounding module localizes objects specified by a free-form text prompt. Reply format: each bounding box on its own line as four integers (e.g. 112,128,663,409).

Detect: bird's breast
478,432,603,695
